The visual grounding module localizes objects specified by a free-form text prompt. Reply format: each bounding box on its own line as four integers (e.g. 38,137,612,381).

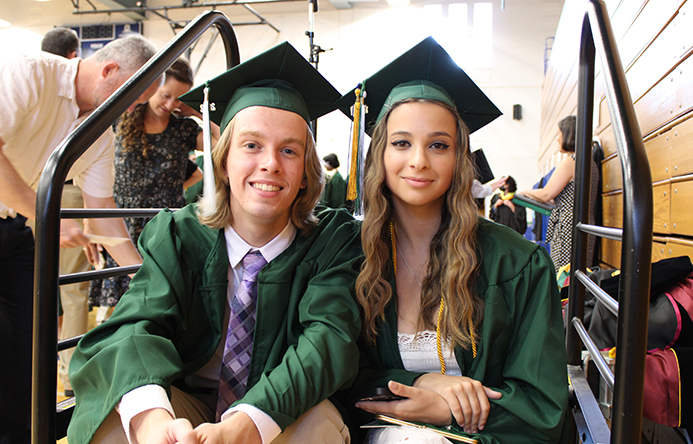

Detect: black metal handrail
566,1,653,443
32,10,240,443
61,208,174,218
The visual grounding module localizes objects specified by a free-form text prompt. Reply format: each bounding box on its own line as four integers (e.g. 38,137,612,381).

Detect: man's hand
194,412,262,444
131,409,197,444
414,373,502,433
81,218,104,266
60,218,90,248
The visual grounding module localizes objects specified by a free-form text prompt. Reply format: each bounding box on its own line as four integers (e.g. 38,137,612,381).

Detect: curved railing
32,10,240,443
565,1,653,443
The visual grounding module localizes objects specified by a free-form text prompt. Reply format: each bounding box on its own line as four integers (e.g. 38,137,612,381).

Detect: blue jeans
0,215,34,444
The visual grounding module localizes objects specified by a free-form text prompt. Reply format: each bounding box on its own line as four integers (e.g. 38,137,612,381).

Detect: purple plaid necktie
216,250,267,420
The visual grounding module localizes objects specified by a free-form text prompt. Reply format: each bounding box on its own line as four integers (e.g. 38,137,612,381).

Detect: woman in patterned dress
89,58,219,307
521,115,598,272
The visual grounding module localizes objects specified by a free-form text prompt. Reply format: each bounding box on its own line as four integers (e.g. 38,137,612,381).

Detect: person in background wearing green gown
68,42,362,444
320,153,347,208
338,37,568,444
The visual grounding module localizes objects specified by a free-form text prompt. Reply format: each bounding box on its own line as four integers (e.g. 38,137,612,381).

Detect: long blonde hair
198,116,324,235
355,98,483,350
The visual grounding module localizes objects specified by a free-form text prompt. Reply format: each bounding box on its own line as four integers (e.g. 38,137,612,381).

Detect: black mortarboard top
180,41,341,131
335,36,502,136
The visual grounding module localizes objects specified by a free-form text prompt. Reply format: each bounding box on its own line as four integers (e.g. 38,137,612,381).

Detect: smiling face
148,77,192,119
383,101,457,214
225,106,308,241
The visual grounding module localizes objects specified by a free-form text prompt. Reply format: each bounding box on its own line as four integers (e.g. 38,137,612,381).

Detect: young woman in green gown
346,37,569,444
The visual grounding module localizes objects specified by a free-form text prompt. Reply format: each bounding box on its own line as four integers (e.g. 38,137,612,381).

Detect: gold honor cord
389,221,476,376
346,86,362,202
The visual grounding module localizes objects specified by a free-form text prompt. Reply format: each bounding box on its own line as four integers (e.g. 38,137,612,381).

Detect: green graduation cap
180,41,341,131
179,41,340,217
336,36,502,136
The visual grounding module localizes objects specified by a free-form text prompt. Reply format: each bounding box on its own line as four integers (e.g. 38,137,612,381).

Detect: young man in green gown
68,42,362,444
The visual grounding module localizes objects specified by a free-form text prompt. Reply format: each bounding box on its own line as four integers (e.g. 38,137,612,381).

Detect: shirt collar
224,222,297,269
58,57,81,101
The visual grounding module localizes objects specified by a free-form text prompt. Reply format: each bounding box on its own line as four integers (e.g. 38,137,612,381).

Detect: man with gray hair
0,33,158,443
42,27,81,59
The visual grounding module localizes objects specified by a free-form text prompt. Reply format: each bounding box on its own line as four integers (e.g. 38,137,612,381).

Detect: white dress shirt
118,222,296,443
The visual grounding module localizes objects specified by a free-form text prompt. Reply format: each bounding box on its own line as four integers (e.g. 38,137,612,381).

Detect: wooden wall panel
601,237,621,268
676,53,693,117
603,192,623,228
679,2,693,57
645,133,672,183
618,0,681,72
624,11,680,103
598,125,617,158
602,155,623,193
653,181,671,234
652,240,668,263
634,67,677,136
670,178,693,235
671,116,693,176
609,0,646,44
667,237,693,263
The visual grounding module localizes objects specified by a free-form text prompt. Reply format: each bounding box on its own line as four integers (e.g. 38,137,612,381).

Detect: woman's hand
355,380,454,427
414,373,502,433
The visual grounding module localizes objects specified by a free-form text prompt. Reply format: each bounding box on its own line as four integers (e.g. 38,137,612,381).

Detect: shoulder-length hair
198,115,324,235
355,98,483,350
558,115,577,153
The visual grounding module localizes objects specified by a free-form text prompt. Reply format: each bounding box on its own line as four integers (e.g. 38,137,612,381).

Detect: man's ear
101,61,119,79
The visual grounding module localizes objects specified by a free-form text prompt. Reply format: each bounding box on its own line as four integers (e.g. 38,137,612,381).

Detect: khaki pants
58,184,91,390
91,386,350,444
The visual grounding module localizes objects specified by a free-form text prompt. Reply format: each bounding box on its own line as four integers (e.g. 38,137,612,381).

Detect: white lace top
397,330,462,376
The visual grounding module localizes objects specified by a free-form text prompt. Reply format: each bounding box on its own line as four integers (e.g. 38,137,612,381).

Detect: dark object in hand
357,387,406,402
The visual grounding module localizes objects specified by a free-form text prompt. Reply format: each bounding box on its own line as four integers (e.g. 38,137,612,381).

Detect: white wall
1,0,563,205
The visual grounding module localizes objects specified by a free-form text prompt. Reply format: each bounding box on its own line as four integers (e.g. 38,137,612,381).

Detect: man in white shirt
0,34,158,443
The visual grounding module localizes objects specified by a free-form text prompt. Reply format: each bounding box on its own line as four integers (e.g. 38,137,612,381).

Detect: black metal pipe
58,336,83,352
32,11,239,444
73,0,303,15
566,12,595,367
59,265,141,286
62,208,176,219
585,1,652,443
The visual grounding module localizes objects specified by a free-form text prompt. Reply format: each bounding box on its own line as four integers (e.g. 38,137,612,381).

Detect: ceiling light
387,0,410,5
0,19,11,28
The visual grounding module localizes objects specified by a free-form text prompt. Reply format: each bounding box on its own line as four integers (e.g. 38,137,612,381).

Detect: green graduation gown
321,170,347,209
68,205,362,444
354,219,568,444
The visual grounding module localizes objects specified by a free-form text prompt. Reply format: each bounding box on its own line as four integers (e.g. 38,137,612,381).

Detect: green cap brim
180,42,341,131
335,36,502,136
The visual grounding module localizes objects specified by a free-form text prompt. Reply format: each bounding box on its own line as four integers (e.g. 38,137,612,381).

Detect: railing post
566,13,595,368
32,11,239,444
581,2,653,443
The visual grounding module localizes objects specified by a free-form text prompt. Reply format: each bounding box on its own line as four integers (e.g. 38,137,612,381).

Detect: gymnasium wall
542,0,693,268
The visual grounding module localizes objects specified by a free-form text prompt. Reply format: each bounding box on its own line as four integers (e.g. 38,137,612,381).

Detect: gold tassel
346,86,362,202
